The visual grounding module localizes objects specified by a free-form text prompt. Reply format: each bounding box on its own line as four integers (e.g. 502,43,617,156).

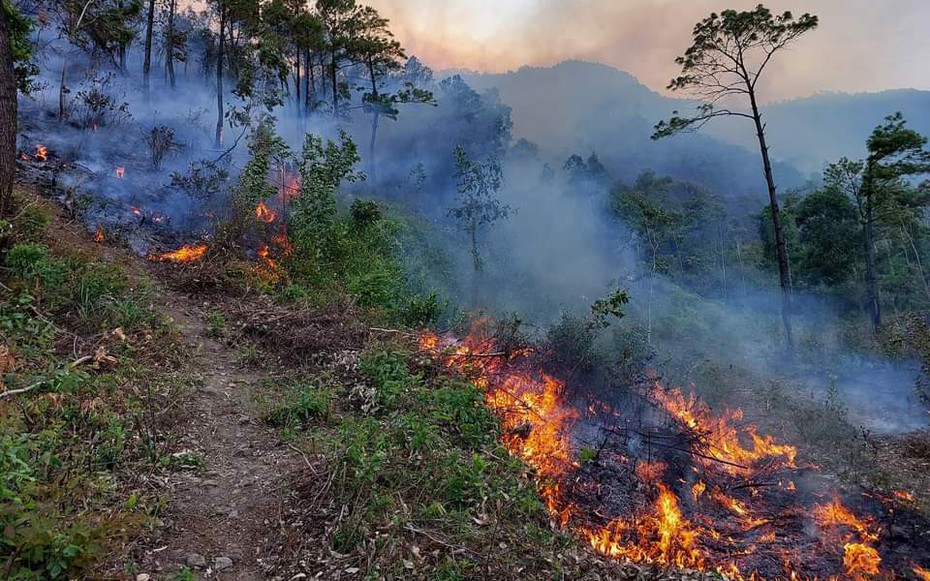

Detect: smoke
16,9,928,438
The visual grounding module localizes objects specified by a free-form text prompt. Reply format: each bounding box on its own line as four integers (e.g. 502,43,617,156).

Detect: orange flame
94,226,104,243
843,543,881,577
652,385,797,475
813,498,879,543
255,201,276,223
272,231,294,255
147,243,208,263
131,207,142,217
35,144,47,161
115,166,125,178
914,565,930,581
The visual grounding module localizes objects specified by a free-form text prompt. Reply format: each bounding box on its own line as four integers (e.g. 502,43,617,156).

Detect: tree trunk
142,0,156,90
305,48,313,112
330,48,338,116
294,49,301,116
470,222,480,306
367,58,379,184
166,0,176,89
58,56,68,119
0,10,17,217
864,191,881,332
214,6,225,148
748,88,793,349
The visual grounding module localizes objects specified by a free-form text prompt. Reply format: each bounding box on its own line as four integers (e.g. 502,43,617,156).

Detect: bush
546,313,602,373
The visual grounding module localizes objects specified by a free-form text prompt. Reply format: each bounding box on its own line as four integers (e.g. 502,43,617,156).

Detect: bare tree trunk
330,49,338,117
864,195,881,332
142,0,156,90
367,59,379,184
58,56,68,119
166,0,176,89
470,222,481,306
0,9,16,217
305,48,313,112
748,88,794,349
294,49,301,116
214,6,225,148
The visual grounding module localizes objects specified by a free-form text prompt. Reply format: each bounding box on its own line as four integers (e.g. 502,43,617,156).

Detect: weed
206,310,227,337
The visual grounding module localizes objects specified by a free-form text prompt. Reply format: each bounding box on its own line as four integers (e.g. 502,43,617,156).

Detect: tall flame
147,243,208,263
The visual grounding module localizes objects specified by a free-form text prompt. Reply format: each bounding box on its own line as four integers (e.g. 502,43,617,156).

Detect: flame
652,385,797,475
35,144,47,161
416,324,915,580
115,166,125,178
892,490,914,503
255,201,276,223
19,152,28,161
94,226,104,243
257,243,276,268
843,543,880,577
272,231,294,255
813,498,879,543
147,243,208,263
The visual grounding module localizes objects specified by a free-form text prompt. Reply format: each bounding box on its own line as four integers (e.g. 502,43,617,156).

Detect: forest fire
147,243,208,263
418,323,930,580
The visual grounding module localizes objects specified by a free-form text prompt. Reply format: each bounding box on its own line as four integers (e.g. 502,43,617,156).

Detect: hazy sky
365,0,929,102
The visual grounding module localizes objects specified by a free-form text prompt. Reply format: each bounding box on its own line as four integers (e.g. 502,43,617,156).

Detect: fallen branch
0,381,43,399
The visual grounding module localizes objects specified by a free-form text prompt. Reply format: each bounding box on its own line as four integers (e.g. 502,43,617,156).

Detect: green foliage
206,311,227,337
2,0,39,93
449,146,510,274
547,313,602,373
590,287,629,328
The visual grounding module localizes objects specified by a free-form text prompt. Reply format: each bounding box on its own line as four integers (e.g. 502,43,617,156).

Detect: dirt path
135,290,302,580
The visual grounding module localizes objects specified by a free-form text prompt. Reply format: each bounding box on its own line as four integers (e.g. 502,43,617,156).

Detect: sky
364,0,930,102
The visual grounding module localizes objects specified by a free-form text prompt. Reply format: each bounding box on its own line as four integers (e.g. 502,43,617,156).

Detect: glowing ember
131,206,142,216
892,490,914,503
915,565,930,581
19,152,28,161
147,243,208,263
94,226,104,243
255,201,276,223
257,243,276,268
35,144,47,161
115,166,125,178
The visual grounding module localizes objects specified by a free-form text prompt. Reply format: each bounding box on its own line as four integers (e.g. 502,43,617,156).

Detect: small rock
215,556,234,571
187,553,207,568
136,575,151,581
186,553,207,568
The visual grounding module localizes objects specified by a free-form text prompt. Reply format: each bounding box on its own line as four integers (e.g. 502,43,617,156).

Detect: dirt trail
135,289,301,580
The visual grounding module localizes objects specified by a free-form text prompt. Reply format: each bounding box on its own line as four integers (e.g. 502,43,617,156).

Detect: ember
115,166,125,178
94,226,104,243
418,324,930,580
35,144,47,161
147,243,208,263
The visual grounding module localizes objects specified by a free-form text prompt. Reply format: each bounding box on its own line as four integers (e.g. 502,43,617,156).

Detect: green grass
0,203,189,578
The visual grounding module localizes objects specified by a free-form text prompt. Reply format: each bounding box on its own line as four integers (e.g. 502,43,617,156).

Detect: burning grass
417,322,930,580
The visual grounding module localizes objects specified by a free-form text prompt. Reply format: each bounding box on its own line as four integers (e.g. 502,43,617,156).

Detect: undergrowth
0,196,190,579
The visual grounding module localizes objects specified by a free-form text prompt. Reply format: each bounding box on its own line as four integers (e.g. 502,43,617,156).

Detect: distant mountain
455,60,930,210
455,61,809,217
708,89,930,174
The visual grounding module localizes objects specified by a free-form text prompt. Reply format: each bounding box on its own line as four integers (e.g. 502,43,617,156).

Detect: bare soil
133,290,302,580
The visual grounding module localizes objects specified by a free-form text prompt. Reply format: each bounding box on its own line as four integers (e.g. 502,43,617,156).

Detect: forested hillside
1,1,930,580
